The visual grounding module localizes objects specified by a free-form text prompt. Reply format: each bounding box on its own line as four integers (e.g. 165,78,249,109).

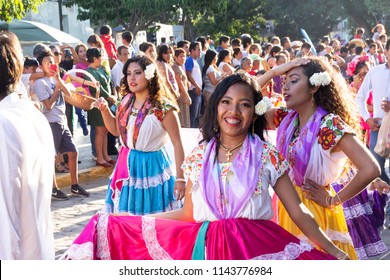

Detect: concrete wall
24,1,93,44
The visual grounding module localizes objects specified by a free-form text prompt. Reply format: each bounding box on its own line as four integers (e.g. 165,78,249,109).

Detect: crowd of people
1,21,390,260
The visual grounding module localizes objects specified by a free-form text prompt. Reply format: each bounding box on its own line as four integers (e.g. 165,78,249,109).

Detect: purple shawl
199,135,263,219
276,107,327,186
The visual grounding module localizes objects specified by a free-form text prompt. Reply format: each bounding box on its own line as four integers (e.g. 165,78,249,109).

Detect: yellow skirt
277,185,358,260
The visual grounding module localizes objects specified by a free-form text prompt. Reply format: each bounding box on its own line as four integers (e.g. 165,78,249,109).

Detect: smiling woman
61,73,349,260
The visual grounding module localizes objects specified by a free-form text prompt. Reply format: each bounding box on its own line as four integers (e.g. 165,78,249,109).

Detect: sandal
55,163,69,173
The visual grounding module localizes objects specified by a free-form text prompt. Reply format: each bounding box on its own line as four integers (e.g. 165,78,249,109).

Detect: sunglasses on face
53,51,61,56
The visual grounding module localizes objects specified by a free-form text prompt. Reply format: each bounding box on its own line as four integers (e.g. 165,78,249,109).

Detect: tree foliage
65,0,388,42
0,0,44,22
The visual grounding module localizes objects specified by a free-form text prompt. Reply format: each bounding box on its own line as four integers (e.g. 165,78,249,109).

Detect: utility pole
58,0,63,31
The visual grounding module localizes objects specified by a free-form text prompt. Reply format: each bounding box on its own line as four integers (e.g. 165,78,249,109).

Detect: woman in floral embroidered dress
92,55,185,215
257,57,381,259
60,73,349,260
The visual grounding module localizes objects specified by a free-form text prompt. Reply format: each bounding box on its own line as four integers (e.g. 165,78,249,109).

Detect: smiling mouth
225,117,241,125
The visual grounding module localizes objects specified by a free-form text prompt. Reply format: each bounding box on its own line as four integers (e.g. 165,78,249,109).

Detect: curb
55,166,113,189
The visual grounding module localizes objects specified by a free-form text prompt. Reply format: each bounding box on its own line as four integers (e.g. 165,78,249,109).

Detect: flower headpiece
255,96,272,116
346,56,369,77
309,72,331,87
144,64,156,80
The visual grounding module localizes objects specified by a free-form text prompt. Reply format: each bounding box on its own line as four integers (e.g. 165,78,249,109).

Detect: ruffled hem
60,214,335,260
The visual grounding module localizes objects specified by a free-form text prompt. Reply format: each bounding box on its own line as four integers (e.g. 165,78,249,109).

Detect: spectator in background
281,36,291,50
34,49,90,199
232,47,243,68
172,48,191,128
185,41,202,128
231,37,241,49
87,34,111,75
215,35,230,53
354,27,365,39
99,25,117,68
241,34,253,58
217,49,236,75
0,31,55,260
196,36,208,71
86,48,117,168
111,45,130,92
177,40,190,56
270,36,281,46
372,23,386,43
236,57,253,75
202,49,225,105
266,45,282,68
121,31,136,57
156,44,179,99
139,41,157,62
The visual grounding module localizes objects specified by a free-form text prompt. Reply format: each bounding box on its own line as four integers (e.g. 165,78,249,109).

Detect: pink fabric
109,146,130,197
62,214,335,260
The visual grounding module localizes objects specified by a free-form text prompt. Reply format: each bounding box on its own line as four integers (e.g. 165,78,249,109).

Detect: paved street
51,125,390,260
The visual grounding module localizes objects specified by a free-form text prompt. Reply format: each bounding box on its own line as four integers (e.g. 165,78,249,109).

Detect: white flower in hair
144,64,156,80
309,72,331,87
255,97,272,116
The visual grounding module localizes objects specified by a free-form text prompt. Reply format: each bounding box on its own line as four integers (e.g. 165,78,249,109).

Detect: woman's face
217,83,255,141
354,64,369,84
162,49,172,63
282,67,314,111
145,45,157,62
174,52,186,66
126,62,149,93
77,46,87,60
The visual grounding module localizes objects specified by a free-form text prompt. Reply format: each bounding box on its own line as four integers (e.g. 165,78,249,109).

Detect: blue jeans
75,107,88,130
189,89,202,128
370,130,390,215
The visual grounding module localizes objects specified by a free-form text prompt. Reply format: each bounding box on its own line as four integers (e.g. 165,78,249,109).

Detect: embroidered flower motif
255,97,272,115
274,108,289,128
144,64,156,80
309,72,331,87
153,109,164,122
332,117,344,131
318,127,336,150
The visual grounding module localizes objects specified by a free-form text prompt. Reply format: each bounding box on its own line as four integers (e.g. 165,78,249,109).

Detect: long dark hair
120,55,177,109
216,49,231,66
0,32,23,99
200,73,267,143
202,49,218,76
301,57,359,131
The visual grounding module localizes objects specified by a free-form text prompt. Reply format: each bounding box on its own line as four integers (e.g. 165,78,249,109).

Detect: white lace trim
59,242,94,260
96,213,111,260
299,228,353,246
142,216,173,260
252,241,313,260
343,201,373,220
128,168,173,189
355,240,388,259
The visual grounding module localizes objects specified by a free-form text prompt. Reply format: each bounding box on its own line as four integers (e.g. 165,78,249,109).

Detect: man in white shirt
0,32,55,259
111,45,130,92
356,38,390,228
185,42,202,128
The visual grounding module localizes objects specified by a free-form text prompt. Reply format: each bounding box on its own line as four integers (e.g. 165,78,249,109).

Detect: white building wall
24,1,93,44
